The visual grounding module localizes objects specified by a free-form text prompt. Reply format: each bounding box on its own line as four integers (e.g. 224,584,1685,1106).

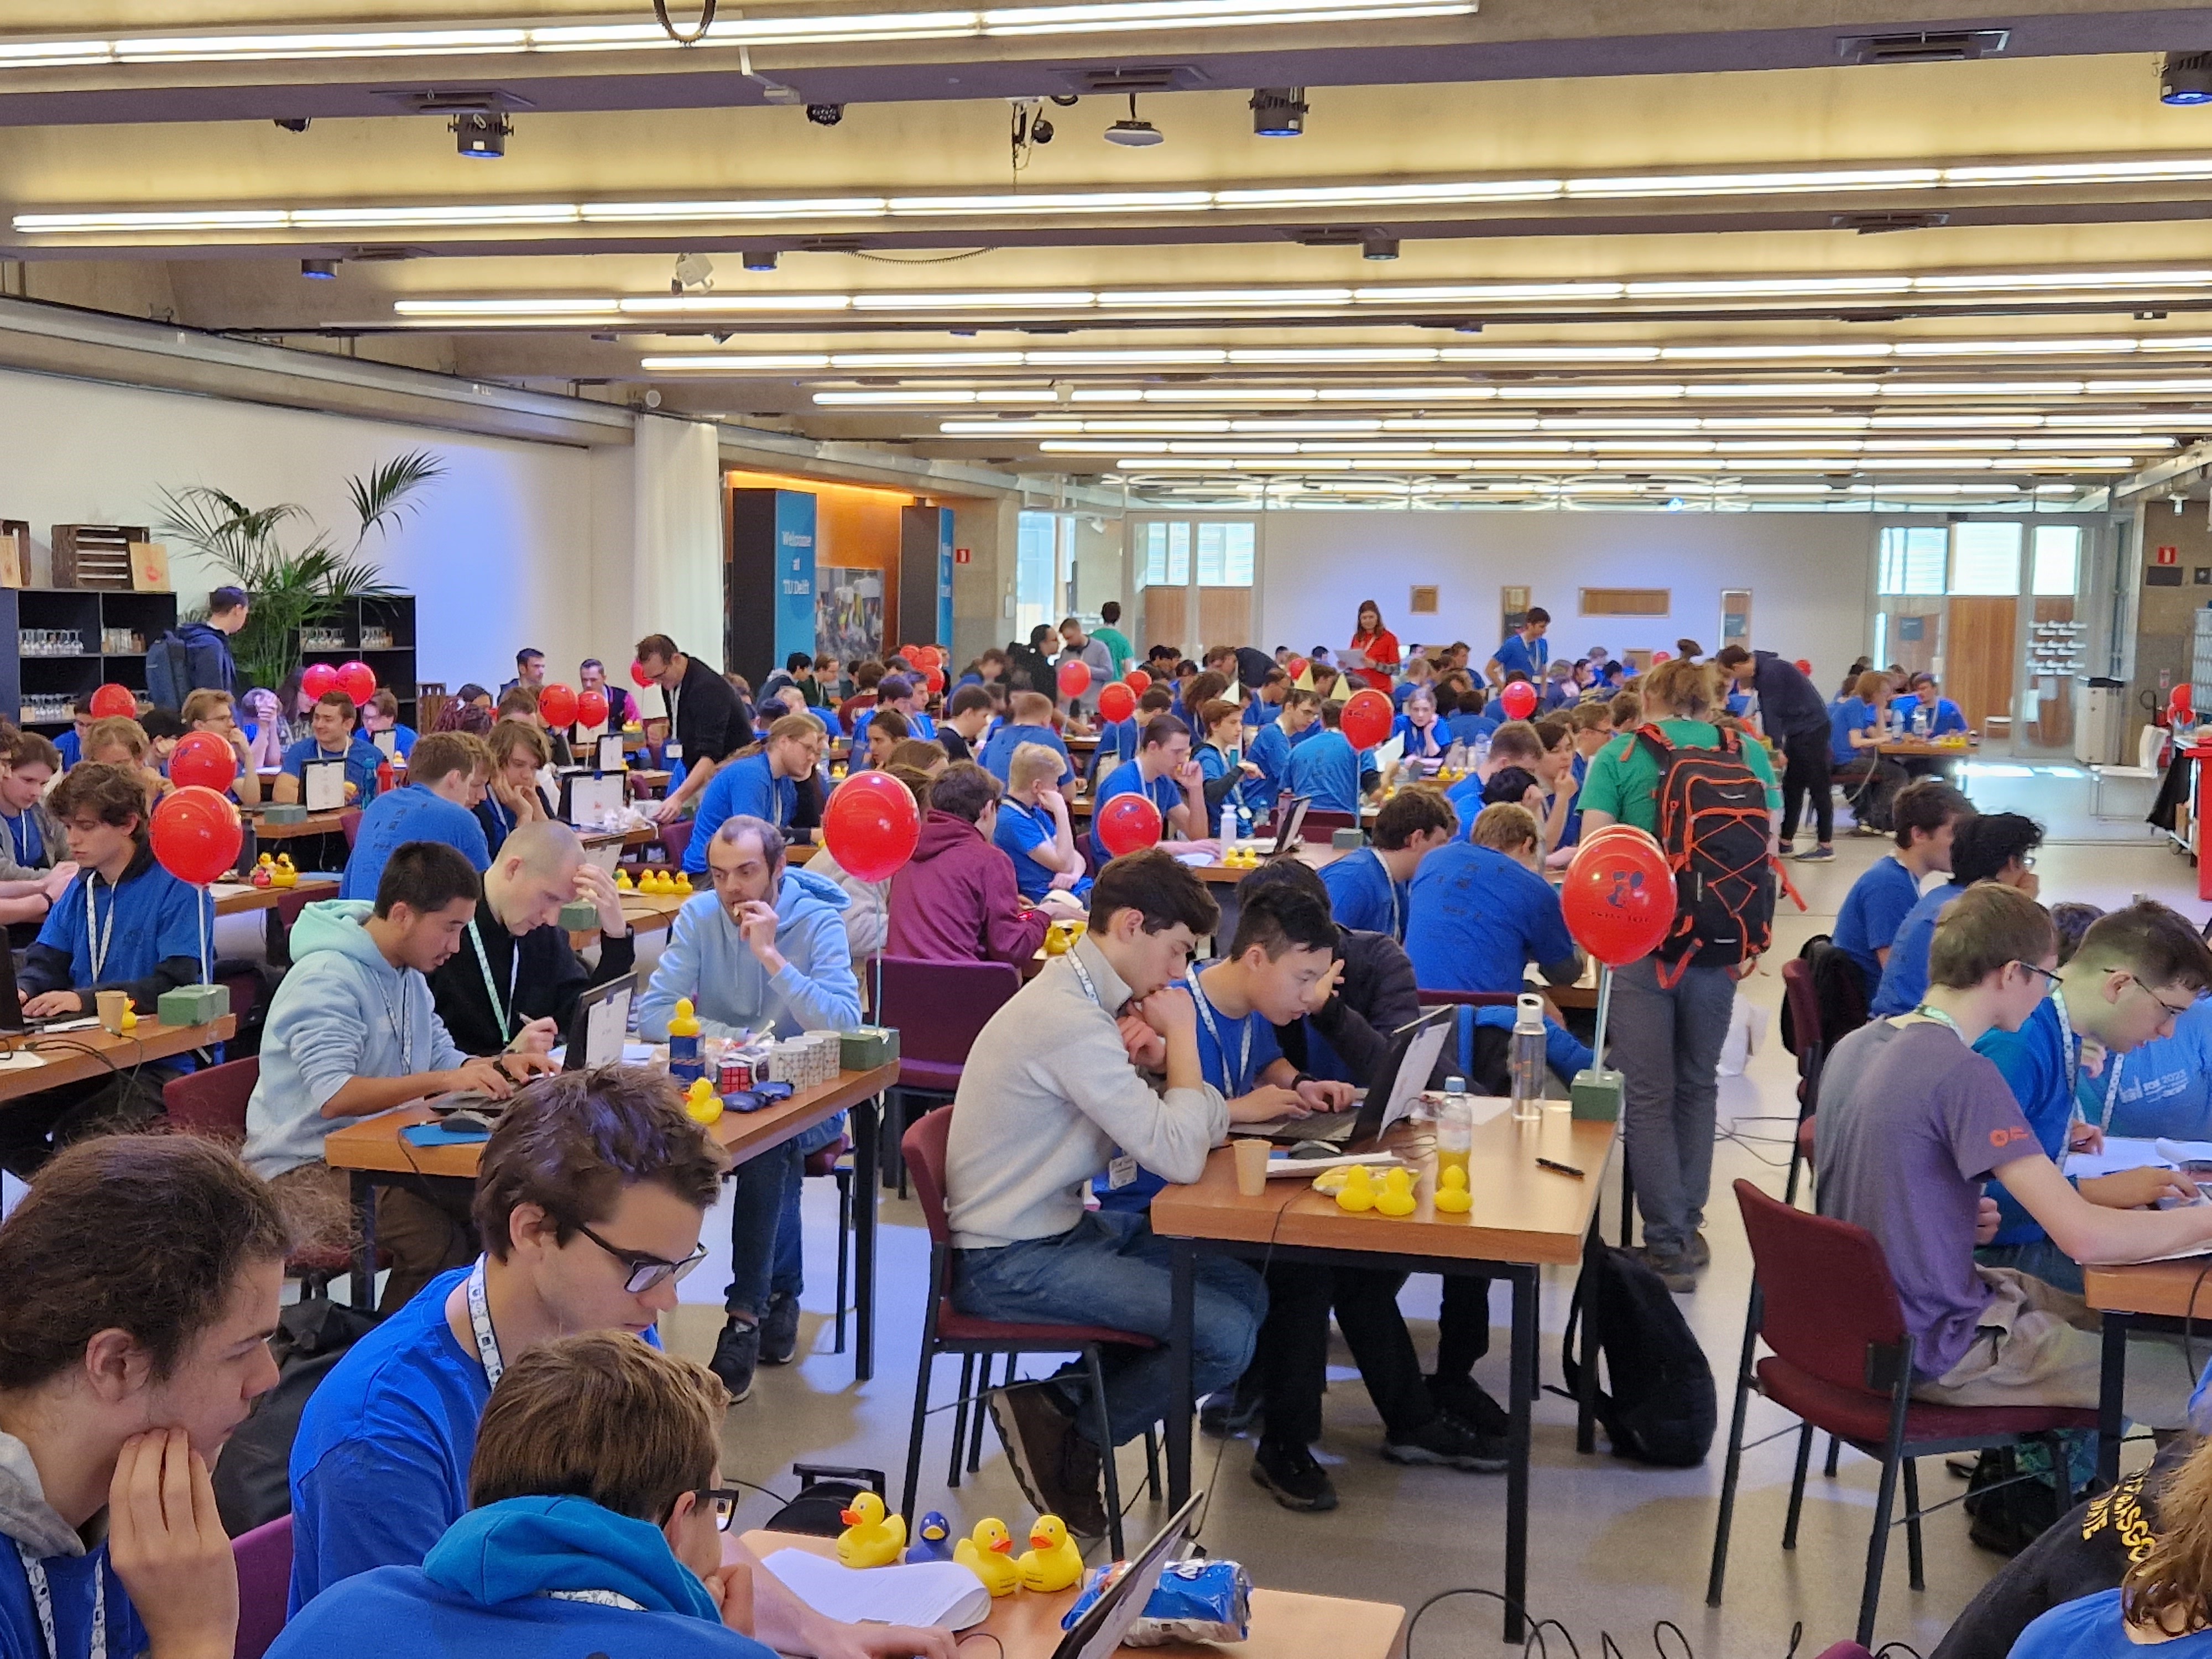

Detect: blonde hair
1008,740,1066,792
1472,802,1540,852
179,689,234,727
2125,1435,2212,1636
85,716,148,763
1640,659,1715,721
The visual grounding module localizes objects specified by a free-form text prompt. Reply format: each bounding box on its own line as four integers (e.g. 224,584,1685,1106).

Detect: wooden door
1942,596,2017,735
2028,597,2077,750
1142,586,1188,658
1197,587,1253,656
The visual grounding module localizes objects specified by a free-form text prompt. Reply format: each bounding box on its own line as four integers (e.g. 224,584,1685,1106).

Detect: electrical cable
852,249,998,265
653,0,718,44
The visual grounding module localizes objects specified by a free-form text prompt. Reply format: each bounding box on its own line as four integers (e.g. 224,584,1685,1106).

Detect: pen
1535,1157,1585,1179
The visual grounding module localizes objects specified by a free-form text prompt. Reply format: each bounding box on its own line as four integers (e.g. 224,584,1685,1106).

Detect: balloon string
197,885,209,987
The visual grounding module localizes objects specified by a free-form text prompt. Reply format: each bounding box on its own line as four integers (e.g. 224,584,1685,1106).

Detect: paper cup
95,990,129,1034
1232,1138,1271,1197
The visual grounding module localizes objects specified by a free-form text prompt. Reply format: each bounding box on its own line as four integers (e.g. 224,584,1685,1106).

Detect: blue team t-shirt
1246,721,1293,803
978,722,1072,785
1095,972,1279,1213
1868,879,1969,1018
33,853,216,990
1,806,44,870
993,796,1081,904
1493,634,1548,681
1404,841,1575,994
1829,696,1878,765
685,752,796,872
0,1545,144,1659
340,784,492,901
1094,758,1183,832
1320,846,1406,941
2089,999,2212,1140
281,734,384,801
1901,696,1968,738
1832,855,1923,997
1974,995,2077,1248
1284,729,1361,814
1446,711,1498,749
2010,1590,2212,1659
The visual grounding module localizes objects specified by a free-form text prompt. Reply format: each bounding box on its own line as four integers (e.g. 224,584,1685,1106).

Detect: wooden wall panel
1197,587,1253,656
1943,596,2018,734
1144,586,1187,656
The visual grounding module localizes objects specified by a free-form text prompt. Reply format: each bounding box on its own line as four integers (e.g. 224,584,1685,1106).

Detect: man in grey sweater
947,849,1267,1537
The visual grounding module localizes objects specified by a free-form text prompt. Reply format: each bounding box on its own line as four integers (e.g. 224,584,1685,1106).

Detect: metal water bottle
1509,993,1547,1121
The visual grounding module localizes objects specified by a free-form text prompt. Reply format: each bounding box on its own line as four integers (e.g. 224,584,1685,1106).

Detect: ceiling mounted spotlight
2164,51,2212,105
1361,234,1400,261
805,103,845,126
1104,93,1164,147
451,111,510,158
273,117,310,133
742,248,779,272
1250,87,1307,137
299,257,338,279
672,251,715,291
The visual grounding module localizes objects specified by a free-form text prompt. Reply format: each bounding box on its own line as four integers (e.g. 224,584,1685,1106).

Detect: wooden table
584,826,661,853
1190,844,1343,885
2083,1259,2212,1484
324,1061,901,1378
246,809,350,842
566,886,694,948
0,1016,237,1104
738,1530,1406,1659
1152,1105,1616,1642
212,877,337,916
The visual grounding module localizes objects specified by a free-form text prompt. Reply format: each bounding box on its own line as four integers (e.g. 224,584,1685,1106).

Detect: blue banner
774,491,817,670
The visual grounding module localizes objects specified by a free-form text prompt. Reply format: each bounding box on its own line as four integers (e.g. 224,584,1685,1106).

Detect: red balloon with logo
1057,660,1091,699
1499,681,1538,721
300,662,338,700
1096,792,1164,858
1097,682,1137,724
1340,688,1395,750
150,786,244,887
1561,833,1677,968
539,683,579,727
577,690,609,728
630,659,653,689
168,732,238,794
1124,667,1151,692
822,771,922,883
336,661,376,706
87,683,135,719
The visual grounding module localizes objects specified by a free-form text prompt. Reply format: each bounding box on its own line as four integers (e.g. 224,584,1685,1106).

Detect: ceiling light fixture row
29,154,2212,236
804,377,2212,404
933,413,2206,434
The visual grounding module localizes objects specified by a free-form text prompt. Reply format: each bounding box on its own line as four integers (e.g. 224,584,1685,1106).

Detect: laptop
0,946,103,1036
1244,1005,1454,1147
1050,1490,1207,1659
564,973,636,1070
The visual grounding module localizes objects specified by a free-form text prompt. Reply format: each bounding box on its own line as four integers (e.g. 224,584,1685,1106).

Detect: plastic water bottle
1436,1074,1473,1179
1509,994,1547,1121
1219,802,1239,844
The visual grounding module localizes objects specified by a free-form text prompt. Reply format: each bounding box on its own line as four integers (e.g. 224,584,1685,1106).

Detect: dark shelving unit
290,596,419,730
0,588,180,728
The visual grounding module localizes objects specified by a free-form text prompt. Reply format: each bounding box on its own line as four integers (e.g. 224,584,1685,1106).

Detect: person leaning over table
476,718,558,856
887,760,1072,967
994,740,1090,906
342,731,494,902
273,688,383,806
637,815,861,1407
638,633,753,827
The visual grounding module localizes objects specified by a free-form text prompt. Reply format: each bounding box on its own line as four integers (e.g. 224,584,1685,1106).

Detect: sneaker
1383,1413,1509,1473
1425,1374,1509,1439
1199,1379,1264,1438
1793,845,1835,862
1635,1246,1697,1295
1250,1438,1338,1511
988,1383,1108,1539
709,1317,760,1404
1684,1231,1712,1271
759,1292,801,1366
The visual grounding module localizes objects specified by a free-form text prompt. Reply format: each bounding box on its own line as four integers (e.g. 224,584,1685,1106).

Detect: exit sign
2158,545,2181,565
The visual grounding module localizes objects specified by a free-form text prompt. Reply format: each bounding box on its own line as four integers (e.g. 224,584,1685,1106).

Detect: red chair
1778,957,1825,1206
659,819,695,869
871,955,1021,1196
1300,809,1357,843
338,808,363,851
267,886,318,968
899,1107,1155,1558
231,1512,292,1659
1707,1180,2098,1648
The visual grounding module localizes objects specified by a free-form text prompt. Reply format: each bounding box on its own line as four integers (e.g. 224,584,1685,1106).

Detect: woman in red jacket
885,761,1081,963
1347,599,1400,695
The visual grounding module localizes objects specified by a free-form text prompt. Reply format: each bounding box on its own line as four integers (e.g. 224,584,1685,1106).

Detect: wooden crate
0,521,25,589
51,525,148,591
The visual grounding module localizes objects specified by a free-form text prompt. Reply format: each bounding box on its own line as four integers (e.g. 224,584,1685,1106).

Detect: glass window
1873,611,1887,669
1015,510,1061,640
1140,522,1168,587
1141,518,1253,586
1877,525,1947,595
1166,522,1191,586
1950,521,2023,596
1196,521,1227,585
2032,525,2083,596
1223,522,1256,586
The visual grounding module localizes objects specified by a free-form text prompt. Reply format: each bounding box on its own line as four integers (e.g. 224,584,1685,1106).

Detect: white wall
1254,510,1874,686
0,364,651,692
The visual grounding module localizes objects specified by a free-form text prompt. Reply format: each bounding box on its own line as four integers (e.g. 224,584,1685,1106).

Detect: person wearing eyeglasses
1868,811,2046,1019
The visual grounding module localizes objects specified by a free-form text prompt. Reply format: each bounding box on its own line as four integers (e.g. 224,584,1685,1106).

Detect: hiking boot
1383,1413,1508,1473
988,1383,1107,1539
1684,1232,1712,1271
759,1291,801,1366
709,1317,760,1404
1636,1246,1697,1294
1250,1438,1338,1511
1426,1374,1509,1439
1199,1378,1264,1438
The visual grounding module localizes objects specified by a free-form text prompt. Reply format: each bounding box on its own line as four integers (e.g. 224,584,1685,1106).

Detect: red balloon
2173,682,2195,713
630,659,654,689
168,732,238,793
1650,651,1672,665
149,786,243,887
1498,681,1538,721
576,689,609,728
822,771,921,883
87,683,135,719
300,662,338,700
1095,792,1163,858
1097,682,1137,724
1794,659,1814,676
1123,668,1151,692
1340,688,1395,750
924,668,946,696
1286,656,1310,681
336,661,375,706
1561,834,1678,968
1057,660,1092,698
539,683,579,727
915,645,942,671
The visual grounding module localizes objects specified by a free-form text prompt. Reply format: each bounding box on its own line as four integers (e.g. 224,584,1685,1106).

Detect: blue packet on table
1059,1558,1250,1646
401,1121,490,1147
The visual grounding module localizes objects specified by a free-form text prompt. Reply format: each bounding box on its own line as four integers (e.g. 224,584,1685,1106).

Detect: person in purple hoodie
886,763,1079,964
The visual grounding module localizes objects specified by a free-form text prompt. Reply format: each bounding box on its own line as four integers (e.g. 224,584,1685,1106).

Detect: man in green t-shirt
1579,662,1780,1292
1091,602,1134,678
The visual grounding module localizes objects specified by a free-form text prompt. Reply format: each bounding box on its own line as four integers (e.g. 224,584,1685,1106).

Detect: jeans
952,1208,1267,1448
1778,729,1834,846
1437,1275,1493,1378
728,1112,848,1318
1614,954,1736,1259
1250,1265,1438,1444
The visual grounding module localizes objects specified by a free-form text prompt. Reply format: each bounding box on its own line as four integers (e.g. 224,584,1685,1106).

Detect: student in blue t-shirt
1830,779,1971,999
2088,994,2212,1140
339,732,494,901
1320,788,1454,942
1246,689,1319,813
683,717,825,873
1484,607,1550,687
1094,715,1210,849
1391,688,1450,763
851,674,935,748
361,690,419,761
1444,686,1499,750
1404,800,1580,996
285,1072,958,1659
1194,699,1262,837
1870,812,2043,1018
994,740,1091,904
1542,703,1616,869
2011,1580,2212,1659
1282,703,1365,815
275,688,384,805
1900,671,1969,739
978,691,1073,786
51,706,92,769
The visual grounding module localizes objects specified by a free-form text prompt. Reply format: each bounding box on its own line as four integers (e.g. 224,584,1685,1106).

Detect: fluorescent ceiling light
817,375,2212,406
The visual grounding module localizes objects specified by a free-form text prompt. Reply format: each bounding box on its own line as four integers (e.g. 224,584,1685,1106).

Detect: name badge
664,740,685,760
1107,1153,1138,1191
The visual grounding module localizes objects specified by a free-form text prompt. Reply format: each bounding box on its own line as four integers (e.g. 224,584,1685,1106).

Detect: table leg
2098,1313,2129,1489
1166,1240,1194,1510
349,1172,378,1310
1505,1265,1537,1644
1576,1222,1602,1455
853,1095,880,1384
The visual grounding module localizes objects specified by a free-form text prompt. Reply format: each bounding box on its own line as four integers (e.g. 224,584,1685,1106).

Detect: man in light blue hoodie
244,841,558,1311
270,1332,776,1659
639,815,861,1403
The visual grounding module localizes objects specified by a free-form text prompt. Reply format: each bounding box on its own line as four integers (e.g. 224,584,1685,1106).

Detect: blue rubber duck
906,1511,955,1564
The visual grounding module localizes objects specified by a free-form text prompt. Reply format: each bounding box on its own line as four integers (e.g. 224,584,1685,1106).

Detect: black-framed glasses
695,1488,744,1531
2117,971,2197,1021
2014,961,2062,992
576,1222,708,1295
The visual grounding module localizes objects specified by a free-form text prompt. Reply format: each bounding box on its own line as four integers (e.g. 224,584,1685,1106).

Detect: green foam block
841,1026,900,1070
1569,1067,1624,1123
158,984,233,1027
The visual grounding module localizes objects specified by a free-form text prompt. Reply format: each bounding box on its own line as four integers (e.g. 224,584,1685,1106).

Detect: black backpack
1777,934,1870,1060
211,1296,382,1535
1636,723,1778,984
1559,1244,1717,1467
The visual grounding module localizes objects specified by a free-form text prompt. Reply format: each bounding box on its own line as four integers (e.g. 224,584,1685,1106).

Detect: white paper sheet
2065,1136,2178,1179
761,1549,993,1630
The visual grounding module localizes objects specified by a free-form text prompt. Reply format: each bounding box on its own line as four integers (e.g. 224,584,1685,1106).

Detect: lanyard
465,1257,505,1387
7,810,35,867
1375,851,1401,940
1065,945,1104,1010
17,1546,103,1659
466,921,521,1043
665,678,682,744
1188,975,1254,1095
373,966,414,1073
486,796,512,842
85,877,117,982
1912,1003,1964,1038
2049,984,2079,1095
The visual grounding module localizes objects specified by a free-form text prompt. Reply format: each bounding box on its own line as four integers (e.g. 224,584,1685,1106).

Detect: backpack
144,625,229,712
211,1296,382,1535
1558,1244,1717,1467
1777,935,1870,1060
1635,723,1777,983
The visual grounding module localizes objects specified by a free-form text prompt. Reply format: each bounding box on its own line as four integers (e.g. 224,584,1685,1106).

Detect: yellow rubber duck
1375,1166,1417,1217
249,852,275,889
1433,1164,1473,1214
672,870,693,895
614,867,634,891
953,1518,1020,1596
117,1001,137,1035
834,1491,907,1569
271,854,298,889
1335,1165,1376,1213
650,867,674,895
684,1076,723,1126
1016,1516,1085,1593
